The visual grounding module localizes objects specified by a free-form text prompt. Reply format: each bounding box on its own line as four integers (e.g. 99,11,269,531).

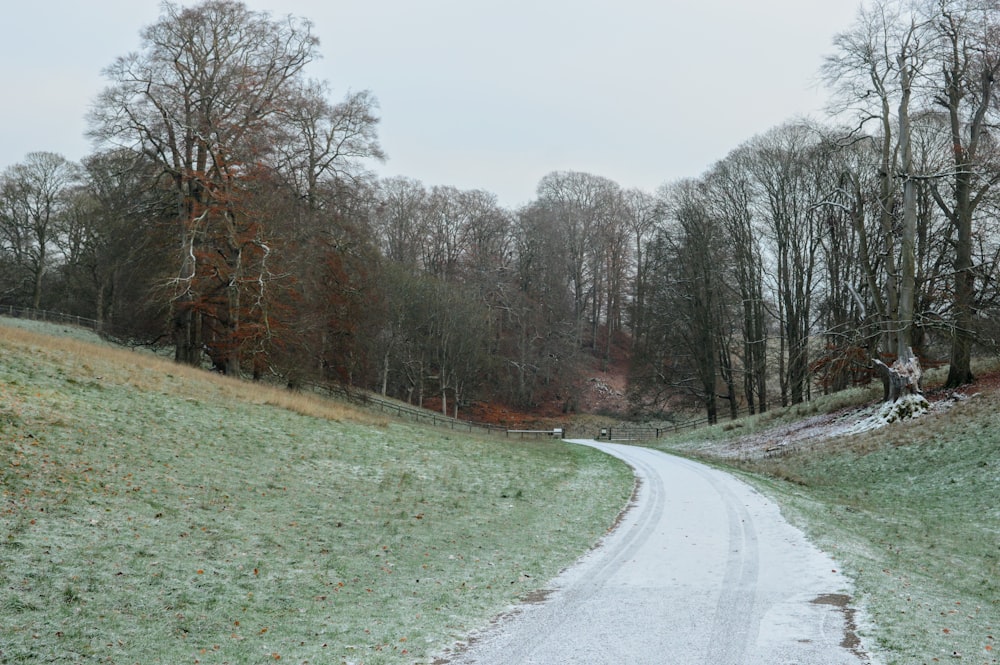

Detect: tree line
3,0,1000,422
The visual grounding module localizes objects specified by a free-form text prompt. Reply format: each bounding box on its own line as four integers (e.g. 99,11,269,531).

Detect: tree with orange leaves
89,0,320,374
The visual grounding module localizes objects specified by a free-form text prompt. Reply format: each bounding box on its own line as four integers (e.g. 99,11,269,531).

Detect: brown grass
0,323,385,427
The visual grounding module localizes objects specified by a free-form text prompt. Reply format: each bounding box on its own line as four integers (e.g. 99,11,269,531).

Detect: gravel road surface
442,440,875,665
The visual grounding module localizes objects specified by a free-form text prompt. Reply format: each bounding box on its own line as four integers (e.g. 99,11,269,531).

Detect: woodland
3,0,1000,424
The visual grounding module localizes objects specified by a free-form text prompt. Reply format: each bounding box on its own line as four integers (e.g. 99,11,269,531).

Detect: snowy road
442,440,873,665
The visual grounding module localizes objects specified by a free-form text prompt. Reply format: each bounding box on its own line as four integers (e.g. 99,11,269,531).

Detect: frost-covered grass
0,316,115,346
0,320,633,664
659,385,999,665
658,384,886,451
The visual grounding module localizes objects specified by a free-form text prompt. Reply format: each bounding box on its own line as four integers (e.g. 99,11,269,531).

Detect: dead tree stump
874,347,922,402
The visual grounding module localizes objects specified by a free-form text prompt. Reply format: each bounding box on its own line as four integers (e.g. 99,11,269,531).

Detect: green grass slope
659,387,999,665
0,320,633,664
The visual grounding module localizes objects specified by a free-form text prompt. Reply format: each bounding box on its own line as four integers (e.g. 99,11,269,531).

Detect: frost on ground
691,391,968,460
844,393,931,434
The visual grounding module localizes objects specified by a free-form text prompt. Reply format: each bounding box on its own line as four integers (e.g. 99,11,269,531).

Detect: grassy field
0,319,634,664
657,382,999,665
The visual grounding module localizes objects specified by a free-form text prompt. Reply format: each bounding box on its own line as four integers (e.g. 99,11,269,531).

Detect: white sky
0,0,861,209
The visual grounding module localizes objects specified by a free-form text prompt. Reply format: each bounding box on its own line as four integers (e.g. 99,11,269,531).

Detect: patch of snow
698,391,966,460
844,393,931,435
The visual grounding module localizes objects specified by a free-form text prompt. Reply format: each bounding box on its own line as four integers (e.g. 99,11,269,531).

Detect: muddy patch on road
812,593,869,661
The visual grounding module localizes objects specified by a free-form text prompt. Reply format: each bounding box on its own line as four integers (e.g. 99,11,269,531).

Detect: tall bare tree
749,124,822,406
823,0,929,370
89,0,320,372
704,150,770,413
639,180,731,423
621,188,661,357
924,0,1000,387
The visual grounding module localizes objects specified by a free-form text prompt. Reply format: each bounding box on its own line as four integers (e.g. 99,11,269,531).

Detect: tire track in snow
442,441,869,665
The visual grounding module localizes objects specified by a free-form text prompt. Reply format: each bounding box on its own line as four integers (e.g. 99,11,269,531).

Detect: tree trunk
381,351,390,396
31,261,44,310
719,343,738,420
877,346,922,402
943,162,976,388
174,305,203,366
897,49,917,362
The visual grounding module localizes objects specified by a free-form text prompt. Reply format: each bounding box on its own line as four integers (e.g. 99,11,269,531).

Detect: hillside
0,319,633,664
656,372,1000,665
3,317,997,664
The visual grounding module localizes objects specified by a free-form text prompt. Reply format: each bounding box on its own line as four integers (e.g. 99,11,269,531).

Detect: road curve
442,440,873,665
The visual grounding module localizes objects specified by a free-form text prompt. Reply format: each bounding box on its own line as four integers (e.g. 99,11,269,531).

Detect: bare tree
826,0,1000,392
506,201,580,409
60,150,172,331
621,188,662,357
421,186,468,280
273,83,384,210
749,124,822,406
923,0,1000,387
89,0,320,371
0,152,80,309
534,171,622,350
823,1,928,364
373,177,427,269
704,150,770,413
457,189,513,286
634,180,731,423
598,192,632,368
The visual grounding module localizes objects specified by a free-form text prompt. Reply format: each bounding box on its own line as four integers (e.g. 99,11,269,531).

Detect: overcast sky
0,0,861,209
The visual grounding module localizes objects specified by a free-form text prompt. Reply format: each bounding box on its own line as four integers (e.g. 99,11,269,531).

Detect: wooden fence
600,408,752,441
2,307,739,442
1,306,102,331
357,392,511,436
